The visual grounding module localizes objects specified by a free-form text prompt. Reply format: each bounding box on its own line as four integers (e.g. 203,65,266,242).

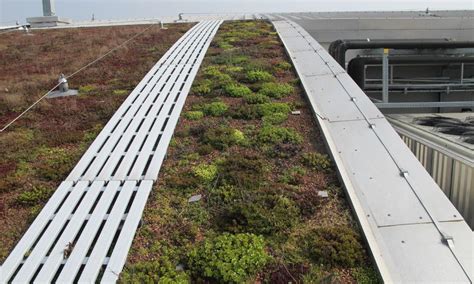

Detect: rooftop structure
1,8,473,284
26,0,71,28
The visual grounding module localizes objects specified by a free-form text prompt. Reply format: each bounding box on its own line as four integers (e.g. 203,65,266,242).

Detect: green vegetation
197,144,214,156
184,111,204,121
224,83,252,97
279,166,306,185
262,112,288,125
231,129,246,144
0,22,192,263
257,125,303,145
35,147,76,181
257,102,292,116
78,85,96,94
243,93,270,104
246,70,274,83
351,267,383,284
217,155,267,189
199,101,228,117
258,82,294,98
224,66,243,73
203,66,233,86
302,152,332,171
227,102,291,121
203,65,222,77
218,41,234,50
16,185,54,206
275,61,292,71
112,89,128,96
126,20,374,283
201,126,247,150
302,226,365,267
193,163,218,183
191,79,213,96
121,257,189,283
188,233,269,283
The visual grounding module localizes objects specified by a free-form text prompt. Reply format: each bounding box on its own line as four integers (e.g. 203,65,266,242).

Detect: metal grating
66,20,222,182
274,20,473,282
1,20,222,283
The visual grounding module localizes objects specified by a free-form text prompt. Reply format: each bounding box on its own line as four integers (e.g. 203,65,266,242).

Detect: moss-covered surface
123,21,380,283
0,23,192,262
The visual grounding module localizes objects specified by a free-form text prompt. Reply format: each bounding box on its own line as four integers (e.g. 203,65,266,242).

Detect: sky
1,0,473,24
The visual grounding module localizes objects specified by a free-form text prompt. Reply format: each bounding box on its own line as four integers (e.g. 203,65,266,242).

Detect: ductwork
329,39,474,67
348,56,474,88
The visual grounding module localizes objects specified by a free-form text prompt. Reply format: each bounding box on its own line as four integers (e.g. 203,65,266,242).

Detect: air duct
347,56,474,88
329,39,474,67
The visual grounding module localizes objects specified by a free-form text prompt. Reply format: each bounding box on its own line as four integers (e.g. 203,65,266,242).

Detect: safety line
0,22,161,133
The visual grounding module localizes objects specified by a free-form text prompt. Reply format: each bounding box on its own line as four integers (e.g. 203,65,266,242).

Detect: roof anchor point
441,232,455,249
399,169,409,177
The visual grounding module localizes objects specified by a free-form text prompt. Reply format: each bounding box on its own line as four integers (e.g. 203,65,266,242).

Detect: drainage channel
1,20,222,284
273,20,473,283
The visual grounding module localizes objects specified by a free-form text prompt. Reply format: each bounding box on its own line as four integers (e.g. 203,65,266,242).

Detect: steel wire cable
0,21,161,132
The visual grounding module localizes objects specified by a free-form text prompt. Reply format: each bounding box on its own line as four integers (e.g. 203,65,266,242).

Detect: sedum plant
258,82,294,98
200,101,229,117
184,111,204,121
257,125,303,145
302,152,332,171
224,83,253,98
246,70,274,83
193,163,218,183
243,93,270,104
187,233,269,283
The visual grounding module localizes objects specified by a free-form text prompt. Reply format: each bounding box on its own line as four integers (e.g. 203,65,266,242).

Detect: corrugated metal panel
396,132,474,228
274,20,473,282
388,113,474,228
1,20,222,283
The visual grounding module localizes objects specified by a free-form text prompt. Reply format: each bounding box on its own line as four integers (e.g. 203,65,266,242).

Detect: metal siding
396,131,474,229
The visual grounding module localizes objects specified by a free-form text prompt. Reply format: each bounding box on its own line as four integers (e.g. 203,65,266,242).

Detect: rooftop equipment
332,39,474,111
47,74,78,98
329,39,474,68
26,0,71,28
348,56,474,91
42,0,55,17
347,55,474,111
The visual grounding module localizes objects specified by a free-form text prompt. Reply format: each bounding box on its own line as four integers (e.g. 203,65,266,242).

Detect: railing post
382,48,389,103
